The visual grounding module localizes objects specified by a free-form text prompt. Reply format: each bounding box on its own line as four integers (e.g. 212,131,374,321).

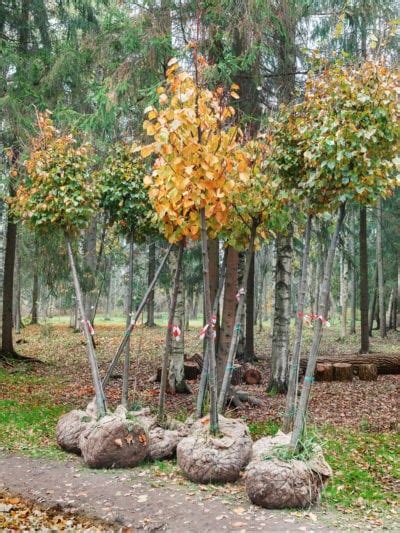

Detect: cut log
243,367,262,385
185,353,203,371
299,354,400,375
333,363,353,382
184,361,201,380
231,364,243,386
358,363,378,381
315,363,334,382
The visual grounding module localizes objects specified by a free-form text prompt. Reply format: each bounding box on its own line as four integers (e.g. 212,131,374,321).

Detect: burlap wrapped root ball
177,415,253,483
245,443,332,509
56,409,94,455
80,414,149,468
134,409,181,461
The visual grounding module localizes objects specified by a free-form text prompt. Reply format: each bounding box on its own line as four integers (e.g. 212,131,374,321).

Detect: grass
0,368,70,459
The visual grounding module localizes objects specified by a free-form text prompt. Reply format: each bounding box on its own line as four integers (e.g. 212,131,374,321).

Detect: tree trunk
218,221,257,412
66,237,106,416
1,220,17,355
83,217,97,323
369,268,378,336
350,207,356,334
168,245,189,393
104,258,113,321
13,235,22,335
282,214,312,433
146,242,156,326
158,241,185,422
267,226,293,394
244,251,255,361
216,247,239,391
376,199,386,338
200,209,219,433
0,201,7,349
359,206,369,353
122,234,135,407
339,238,349,339
196,248,228,418
30,268,39,325
290,204,346,450
103,244,173,388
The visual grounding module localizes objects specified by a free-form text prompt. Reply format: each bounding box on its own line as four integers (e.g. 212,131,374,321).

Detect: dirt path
0,454,340,532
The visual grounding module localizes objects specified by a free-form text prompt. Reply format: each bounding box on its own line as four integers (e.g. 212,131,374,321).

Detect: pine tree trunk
122,233,135,407
30,269,39,325
66,237,106,416
376,199,386,338
267,226,293,394
359,206,369,353
13,235,22,335
290,204,346,450
146,242,156,326
1,220,17,355
168,246,189,393
282,214,312,433
369,270,378,336
218,222,257,412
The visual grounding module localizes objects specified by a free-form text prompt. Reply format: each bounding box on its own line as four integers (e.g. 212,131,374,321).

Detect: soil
0,453,340,532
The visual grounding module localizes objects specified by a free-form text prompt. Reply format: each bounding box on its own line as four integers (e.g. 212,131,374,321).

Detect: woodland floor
0,319,399,531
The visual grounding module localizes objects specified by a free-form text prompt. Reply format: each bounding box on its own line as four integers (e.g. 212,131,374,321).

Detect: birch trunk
267,226,293,394
168,245,189,393
158,241,184,423
290,204,346,450
339,238,349,340
146,242,156,326
122,234,135,407
282,214,312,433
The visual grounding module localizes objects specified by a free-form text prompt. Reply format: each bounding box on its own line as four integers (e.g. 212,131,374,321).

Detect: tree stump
243,367,262,385
333,363,353,381
358,363,378,381
315,363,334,382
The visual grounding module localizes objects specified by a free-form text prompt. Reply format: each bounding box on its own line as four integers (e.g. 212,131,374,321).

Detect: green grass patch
248,419,280,439
0,368,70,459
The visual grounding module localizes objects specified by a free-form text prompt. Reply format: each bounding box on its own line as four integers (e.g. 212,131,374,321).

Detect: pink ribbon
236,288,245,302
82,319,95,335
297,311,330,327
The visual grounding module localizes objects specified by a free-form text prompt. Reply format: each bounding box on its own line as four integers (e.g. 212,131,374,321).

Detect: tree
100,141,154,406
13,112,107,416
287,58,400,448
142,56,244,433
